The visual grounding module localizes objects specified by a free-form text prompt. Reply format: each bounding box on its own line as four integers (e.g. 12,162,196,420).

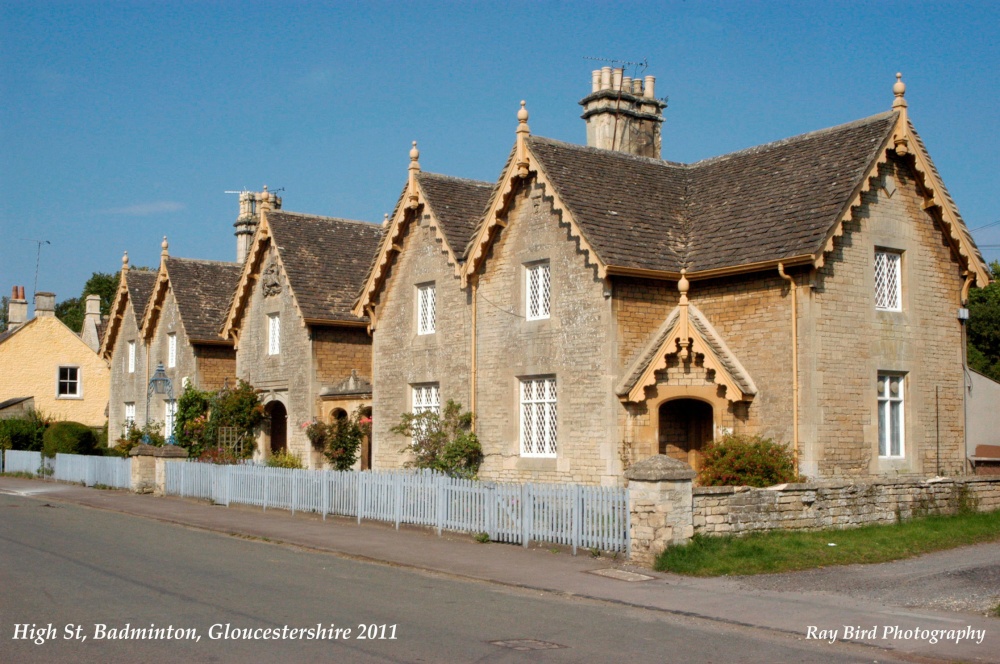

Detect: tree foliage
967,261,1000,382
55,271,120,332
391,400,482,478
305,407,371,471
169,380,264,459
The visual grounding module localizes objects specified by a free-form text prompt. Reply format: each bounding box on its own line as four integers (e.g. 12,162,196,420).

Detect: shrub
266,449,304,469
698,433,796,488
391,400,483,478
0,409,49,451
42,421,99,457
114,421,166,455
305,406,370,471
174,383,212,452
196,446,242,465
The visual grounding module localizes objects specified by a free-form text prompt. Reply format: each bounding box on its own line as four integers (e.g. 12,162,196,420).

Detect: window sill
56,395,83,400
516,457,557,471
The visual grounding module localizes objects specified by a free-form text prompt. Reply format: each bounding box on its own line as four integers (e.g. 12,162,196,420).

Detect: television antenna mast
20,238,51,298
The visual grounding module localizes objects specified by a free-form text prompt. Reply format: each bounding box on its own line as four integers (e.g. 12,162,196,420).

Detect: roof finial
407,141,421,210
161,236,169,259
892,72,907,109
516,101,530,179
677,269,691,360
121,250,130,274
891,73,909,156
382,213,390,228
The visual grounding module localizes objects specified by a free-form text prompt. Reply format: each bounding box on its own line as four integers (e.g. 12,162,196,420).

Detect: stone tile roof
164,258,243,342
527,111,898,273
416,172,493,257
126,270,158,319
267,211,384,323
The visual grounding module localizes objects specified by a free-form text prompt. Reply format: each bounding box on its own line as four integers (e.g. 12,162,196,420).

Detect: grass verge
656,509,1000,576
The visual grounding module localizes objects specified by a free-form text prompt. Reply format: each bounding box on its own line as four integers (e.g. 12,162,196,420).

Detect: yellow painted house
0,291,110,427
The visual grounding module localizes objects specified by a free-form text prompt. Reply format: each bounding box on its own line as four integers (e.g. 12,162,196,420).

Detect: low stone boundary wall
626,455,1000,565
693,476,1000,536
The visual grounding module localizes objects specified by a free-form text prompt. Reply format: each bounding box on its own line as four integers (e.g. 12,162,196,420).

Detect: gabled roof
615,302,757,404
155,258,243,343
353,170,491,319
224,211,383,337
417,172,494,255
99,267,157,358
462,105,989,287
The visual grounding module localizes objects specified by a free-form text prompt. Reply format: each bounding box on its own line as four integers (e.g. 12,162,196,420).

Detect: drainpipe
470,276,478,433
778,263,799,473
961,272,974,474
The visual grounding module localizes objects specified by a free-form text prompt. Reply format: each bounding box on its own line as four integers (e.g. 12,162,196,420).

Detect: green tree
55,271,120,333
967,261,1000,382
0,294,8,330
391,400,482,478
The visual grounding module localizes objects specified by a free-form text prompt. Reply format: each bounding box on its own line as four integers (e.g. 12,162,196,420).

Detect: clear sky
2,1,998,309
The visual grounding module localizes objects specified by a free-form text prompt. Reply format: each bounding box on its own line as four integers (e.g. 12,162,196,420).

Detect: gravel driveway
733,540,1000,615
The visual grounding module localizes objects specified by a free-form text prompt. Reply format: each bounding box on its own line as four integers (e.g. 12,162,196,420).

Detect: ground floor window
412,383,440,416
877,373,904,457
124,403,136,429
520,376,557,457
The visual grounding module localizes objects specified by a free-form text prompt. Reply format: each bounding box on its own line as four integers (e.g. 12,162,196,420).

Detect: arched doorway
658,399,713,470
265,401,287,454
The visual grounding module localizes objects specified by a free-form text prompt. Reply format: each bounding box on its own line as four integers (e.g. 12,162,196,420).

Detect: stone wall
194,344,236,390
370,210,472,470
473,178,618,485
108,302,149,440
235,241,315,465
805,158,966,477
692,477,1000,536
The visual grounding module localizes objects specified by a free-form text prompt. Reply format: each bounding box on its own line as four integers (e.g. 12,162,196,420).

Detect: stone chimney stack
235,185,282,263
579,68,666,159
7,286,27,331
80,293,103,351
35,292,55,317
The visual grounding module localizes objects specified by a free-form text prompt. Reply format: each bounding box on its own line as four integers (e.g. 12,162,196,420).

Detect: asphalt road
0,493,909,663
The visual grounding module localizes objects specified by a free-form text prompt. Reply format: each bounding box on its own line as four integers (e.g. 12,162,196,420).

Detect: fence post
322,470,329,521
572,484,581,556
521,483,531,548
357,471,364,524
436,474,445,536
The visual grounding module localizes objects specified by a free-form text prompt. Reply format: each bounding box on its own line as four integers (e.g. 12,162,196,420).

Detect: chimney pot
591,70,600,93
612,68,623,91
622,76,632,92
644,75,656,99
600,67,612,90
632,79,643,94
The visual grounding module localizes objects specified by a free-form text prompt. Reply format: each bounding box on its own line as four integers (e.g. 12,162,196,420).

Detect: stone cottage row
98,69,990,485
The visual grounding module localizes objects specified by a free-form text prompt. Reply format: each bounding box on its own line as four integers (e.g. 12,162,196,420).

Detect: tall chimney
579,68,667,158
81,293,102,351
35,292,55,317
7,286,27,331
234,185,282,263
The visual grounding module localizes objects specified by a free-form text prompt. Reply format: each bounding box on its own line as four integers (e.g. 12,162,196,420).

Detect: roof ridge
418,172,493,188
528,135,686,168
167,257,240,267
689,111,898,168
269,209,380,228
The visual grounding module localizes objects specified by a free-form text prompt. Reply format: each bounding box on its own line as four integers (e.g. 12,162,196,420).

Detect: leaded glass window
526,262,551,320
874,251,901,311
520,377,557,457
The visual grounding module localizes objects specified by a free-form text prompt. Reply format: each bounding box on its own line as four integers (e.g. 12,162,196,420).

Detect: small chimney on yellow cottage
234,185,282,263
579,67,666,158
7,286,27,331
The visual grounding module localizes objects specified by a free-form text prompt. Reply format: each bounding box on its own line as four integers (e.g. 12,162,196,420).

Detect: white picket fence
165,463,630,555
53,453,131,489
2,450,130,489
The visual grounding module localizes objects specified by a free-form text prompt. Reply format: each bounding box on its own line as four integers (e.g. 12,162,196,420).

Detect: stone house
355,147,493,470
101,254,158,439
0,288,110,428
221,208,383,469
138,239,242,442
357,70,989,486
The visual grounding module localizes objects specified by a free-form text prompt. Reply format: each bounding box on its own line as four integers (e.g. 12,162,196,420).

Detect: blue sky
2,2,998,309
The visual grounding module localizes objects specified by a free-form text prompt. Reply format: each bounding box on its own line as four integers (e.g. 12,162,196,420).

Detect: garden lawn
655,509,1000,576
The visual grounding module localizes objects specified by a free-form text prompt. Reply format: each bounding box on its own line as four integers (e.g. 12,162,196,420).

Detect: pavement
2,475,998,663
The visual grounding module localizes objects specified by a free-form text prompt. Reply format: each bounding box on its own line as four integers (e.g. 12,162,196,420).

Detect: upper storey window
526,262,551,321
268,313,280,355
874,250,901,311
417,283,436,335
167,333,177,368
127,341,136,373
